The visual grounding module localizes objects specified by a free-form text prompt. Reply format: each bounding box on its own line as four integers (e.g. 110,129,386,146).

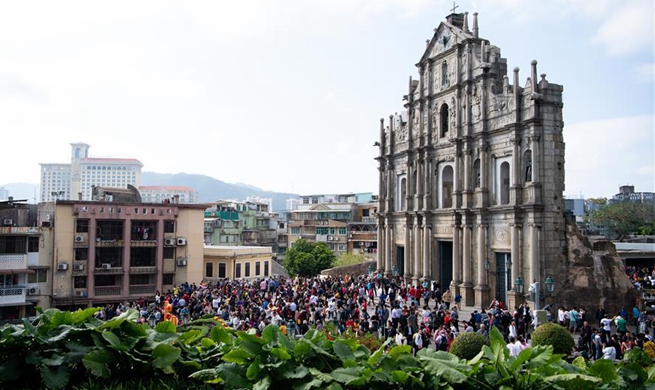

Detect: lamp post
527,276,555,310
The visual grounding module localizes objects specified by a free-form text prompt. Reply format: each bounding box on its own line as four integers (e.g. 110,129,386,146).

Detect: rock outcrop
555,222,638,314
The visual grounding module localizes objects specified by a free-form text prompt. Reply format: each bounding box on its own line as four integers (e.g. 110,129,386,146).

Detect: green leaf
101,331,122,348
588,358,618,383
71,307,102,325
155,320,177,334
419,354,470,384
332,340,356,362
40,364,70,390
190,368,223,384
0,359,22,381
261,325,279,344
247,359,262,380
391,370,409,384
211,324,232,345
388,345,411,360
223,348,253,364
83,349,115,378
282,365,310,379
216,362,250,388
270,347,292,360
543,373,602,387
331,367,365,386
253,375,272,390
42,354,66,366
293,378,324,390
572,356,587,369
294,340,313,357
152,343,181,369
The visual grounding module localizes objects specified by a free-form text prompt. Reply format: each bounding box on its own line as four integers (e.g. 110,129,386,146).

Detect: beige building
47,199,206,308
376,11,565,310
203,245,273,281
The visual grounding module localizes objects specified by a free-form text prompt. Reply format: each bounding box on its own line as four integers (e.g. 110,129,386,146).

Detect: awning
0,269,35,275
0,301,34,308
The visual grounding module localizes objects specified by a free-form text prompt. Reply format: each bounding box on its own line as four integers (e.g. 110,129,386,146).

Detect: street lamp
515,276,524,295
367,263,374,275
392,264,398,277
484,258,490,272
529,276,556,311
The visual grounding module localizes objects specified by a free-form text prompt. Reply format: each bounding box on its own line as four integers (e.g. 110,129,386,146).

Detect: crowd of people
91,269,655,362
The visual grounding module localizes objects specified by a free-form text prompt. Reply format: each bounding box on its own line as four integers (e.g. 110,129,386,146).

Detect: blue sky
0,0,652,199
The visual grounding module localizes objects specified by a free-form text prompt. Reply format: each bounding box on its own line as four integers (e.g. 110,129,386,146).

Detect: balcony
0,254,27,271
129,285,155,295
94,266,124,275
361,216,377,223
130,240,158,247
0,286,26,305
129,266,156,274
95,286,121,296
95,240,124,247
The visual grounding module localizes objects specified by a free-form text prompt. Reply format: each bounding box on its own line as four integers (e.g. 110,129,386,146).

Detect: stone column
377,217,385,271
122,219,132,297
88,217,97,298
507,223,521,309
474,224,490,307
385,223,392,276
413,222,421,285
461,224,474,306
510,138,521,205
479,139,489,207
156,219,164,293
416,160,423,211
463,149,472,207
531,136,539,183
423,158,431,211
404,223,411,279
530,224,540,293
423,225,431,280
450,224,460,297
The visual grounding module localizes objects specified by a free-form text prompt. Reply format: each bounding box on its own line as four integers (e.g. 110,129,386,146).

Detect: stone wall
553,221,638,314
321,261,377,278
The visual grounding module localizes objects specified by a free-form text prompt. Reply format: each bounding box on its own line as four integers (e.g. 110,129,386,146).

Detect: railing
129,285,155,295
130,240,158,247
0,286,27,305
94,266,124,274
95,240,124,247
361,216,377,223
95,286,122,296
0,254,27,270
129,266,156,274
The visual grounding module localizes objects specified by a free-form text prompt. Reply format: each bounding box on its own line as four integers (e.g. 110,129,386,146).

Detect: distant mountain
0,183,39,202
140,172,298,211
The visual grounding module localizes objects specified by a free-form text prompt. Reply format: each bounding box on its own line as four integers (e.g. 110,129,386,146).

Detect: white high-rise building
40,143,143,202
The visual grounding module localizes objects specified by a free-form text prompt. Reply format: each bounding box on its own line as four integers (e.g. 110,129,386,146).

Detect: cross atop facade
450,1,459,14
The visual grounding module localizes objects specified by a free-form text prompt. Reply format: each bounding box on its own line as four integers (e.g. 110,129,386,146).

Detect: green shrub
449,332,489,360
531,322,575,355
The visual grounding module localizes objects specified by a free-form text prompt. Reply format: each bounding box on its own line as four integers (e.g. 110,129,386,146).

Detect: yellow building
49,199,206,308
203,245,272,281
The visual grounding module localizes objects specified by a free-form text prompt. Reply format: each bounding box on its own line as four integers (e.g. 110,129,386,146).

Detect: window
218,263,226,278
500,161,510,205
264,261,269,277
163,247,175,259
317,227,328,235
441,165,454,208
473,159,481,188
205,262,213,279
339,228,347,235
28,237,40,252
255,261,261,276
0,236,27,253
76,219,89,233
245,262,251,277
28,269,47,283
399,176,407,210
235,263,241,278
291,227,301,235
163,274,174,285
523,150,533,183
329,228,335,235
440,103,449,137
75,248,88,261
74,276,87,289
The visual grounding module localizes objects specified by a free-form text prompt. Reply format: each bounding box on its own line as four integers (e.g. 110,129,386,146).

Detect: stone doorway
439,241,453,290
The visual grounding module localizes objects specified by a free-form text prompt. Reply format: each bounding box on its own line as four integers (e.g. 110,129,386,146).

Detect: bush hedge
530,322,575,355
449,332,489,360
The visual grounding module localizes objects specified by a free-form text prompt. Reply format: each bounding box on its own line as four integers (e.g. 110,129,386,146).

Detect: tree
589,202,655,240
283,239,336,277
334,253,367,267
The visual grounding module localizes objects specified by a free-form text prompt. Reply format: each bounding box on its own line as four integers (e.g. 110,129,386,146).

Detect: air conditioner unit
177,258,187,266
28,287,40,295
74,263,85,271
74,290,88,297
2,218,12,226
75,235,85,243
176,237,187,246
164,238,176,246
101,263,112,270
57,263,68,271
348,233,353,238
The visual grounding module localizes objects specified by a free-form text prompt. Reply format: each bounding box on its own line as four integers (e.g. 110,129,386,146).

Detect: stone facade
376,11,566,310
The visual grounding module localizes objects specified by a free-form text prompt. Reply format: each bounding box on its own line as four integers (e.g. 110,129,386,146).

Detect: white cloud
591,0,654,56
635,63,654,83
564,115,654,198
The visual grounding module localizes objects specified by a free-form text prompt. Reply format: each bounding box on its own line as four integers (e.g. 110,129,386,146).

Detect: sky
0,0,653,199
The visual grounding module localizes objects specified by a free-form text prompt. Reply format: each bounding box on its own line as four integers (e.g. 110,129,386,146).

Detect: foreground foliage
1,308,655,389
449,332,489,360
531,322,575,356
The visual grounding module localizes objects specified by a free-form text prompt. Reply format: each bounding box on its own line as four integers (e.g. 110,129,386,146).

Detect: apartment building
204,200,277,250
47,192,205,309
40,142,143,202
0,199,52,322
203,245,272,281
139,186,199,204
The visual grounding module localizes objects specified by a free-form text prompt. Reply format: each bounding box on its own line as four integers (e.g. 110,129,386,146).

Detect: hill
140,172,298,211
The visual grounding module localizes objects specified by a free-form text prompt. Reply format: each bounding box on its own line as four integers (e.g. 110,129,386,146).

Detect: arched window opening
400,177,407,211
473,159,481,188
442,166,454,208
523,150,533,183
412,169,417,196
75,148,81,159
500,162,510,205
441,61,448,87
440,104,449,138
